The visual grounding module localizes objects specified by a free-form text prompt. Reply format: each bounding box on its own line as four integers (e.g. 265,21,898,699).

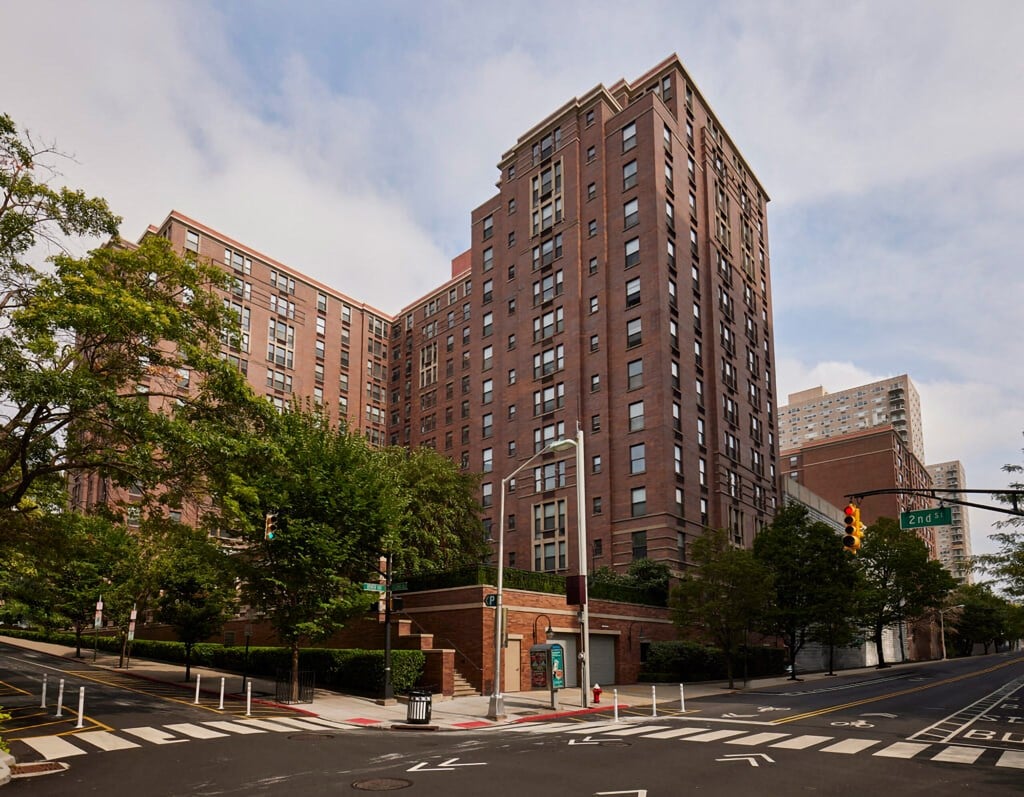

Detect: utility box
529,642,565,709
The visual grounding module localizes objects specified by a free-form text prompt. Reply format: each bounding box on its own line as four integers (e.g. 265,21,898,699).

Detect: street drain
10,761,70,778
351,777,414,791
289,732,336,741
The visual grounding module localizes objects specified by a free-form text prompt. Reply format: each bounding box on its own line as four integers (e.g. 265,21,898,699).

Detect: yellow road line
772,657,1024,725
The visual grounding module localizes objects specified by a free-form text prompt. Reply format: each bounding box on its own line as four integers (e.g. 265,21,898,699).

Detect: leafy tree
948,583,1024,656
976,435,1024,597
671,529,772,687
754,504,861,678
592,559,672,604
154,522,237,681
856,517,956,667
232,405,402,700
379,445,487,572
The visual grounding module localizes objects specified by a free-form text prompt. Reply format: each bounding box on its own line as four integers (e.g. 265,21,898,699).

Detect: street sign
900,506,953,529
362,582,387,592
391,582,408,592
484,594,497,608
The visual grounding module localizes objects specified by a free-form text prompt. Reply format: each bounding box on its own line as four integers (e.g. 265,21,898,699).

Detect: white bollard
76,687,85,729
245,681,252,717
194,674,202,704
56,678,66,718
40,673,47,708
651,684,657,718
613,689,619,723
680,682,686,713
218,677,225,710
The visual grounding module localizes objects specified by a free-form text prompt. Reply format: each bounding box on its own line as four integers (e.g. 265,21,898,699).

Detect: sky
3,1,1022,560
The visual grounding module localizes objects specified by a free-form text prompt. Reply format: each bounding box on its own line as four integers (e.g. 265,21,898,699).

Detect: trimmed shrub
640,641,786,682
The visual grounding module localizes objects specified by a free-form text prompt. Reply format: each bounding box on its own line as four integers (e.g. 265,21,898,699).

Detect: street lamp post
939,604,964,660
487,438,570,720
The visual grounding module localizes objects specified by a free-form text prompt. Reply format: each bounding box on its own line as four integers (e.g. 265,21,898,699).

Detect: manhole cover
10,761,70,778
352,778,414,791
289,732,335,741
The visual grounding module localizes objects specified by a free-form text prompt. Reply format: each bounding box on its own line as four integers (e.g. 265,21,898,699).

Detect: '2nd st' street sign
900,506,953,529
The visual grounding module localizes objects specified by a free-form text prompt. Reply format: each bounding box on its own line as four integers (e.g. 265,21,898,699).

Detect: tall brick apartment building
391,55,780,575
77,55,781,578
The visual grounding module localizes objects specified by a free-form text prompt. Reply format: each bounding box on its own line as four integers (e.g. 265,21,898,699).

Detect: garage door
588,634,616,686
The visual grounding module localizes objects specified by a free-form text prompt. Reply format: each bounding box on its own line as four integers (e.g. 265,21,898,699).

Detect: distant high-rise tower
391,55,780,575
778,375,924,461
926,460,973,583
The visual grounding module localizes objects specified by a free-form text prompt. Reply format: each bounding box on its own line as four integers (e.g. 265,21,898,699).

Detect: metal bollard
680,683,686,713
245,681,252,717
194,674,202,704
651,684,657,718
76,687,85,729
219,677,225,710
56,678,66,718
613,689,619,723
40,673,48,708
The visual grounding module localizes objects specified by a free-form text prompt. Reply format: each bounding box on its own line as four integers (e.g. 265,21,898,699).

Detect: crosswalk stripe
874,742,930,759
605,725,673,736
296,717,349,730
74,731,141,752
996,750,1024,769
931,746,985,764
771,735,833,750
639,727,712,740
203,720,267,735
820,739,881,755
680,729,747,743
567,723,629,734
265,717,339,732
21,735,87,760
236,718,304,732
726,732,791,746
164,723,228,739
506,722,579,734
122,727,189,745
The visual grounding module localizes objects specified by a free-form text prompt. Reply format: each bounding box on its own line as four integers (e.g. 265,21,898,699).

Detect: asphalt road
4,648,1023,796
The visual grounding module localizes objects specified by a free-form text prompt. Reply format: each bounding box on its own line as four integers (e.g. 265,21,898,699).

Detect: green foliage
640,640,786,682
671,529,773,687
948,583,1023,656
754,504,863,674
856,517,957,666
591,559,671,605
975,436,1024,597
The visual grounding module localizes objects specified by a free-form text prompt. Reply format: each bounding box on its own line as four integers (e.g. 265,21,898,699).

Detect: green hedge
640,641,786,682
0,629,425,694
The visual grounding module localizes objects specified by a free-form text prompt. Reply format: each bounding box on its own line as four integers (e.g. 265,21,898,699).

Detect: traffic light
264,512,276,541
842,504,861,553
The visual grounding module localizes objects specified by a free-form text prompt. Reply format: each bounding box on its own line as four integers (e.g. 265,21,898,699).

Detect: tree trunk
74,624,83,658
185,643,193,682
119,632,128,668
725,652,735,689
874,623,888,668
290,641,300,703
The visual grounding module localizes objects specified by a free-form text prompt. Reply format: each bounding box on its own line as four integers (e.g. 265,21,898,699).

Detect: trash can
406,689,432,724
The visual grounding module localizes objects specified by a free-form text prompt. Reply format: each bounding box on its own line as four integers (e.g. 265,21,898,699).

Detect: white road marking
122,727,188,745
606,725,673,736
203,720,267,734
236,718,303,732
996,750,1024,769
74,731,141,751
931,746,985,764
639,727,712,739
874,742,930,758
726,732,791,746
20,735,87,760
820,738,881,754
680,729,747,743
771,735,833,750
164,723,228,739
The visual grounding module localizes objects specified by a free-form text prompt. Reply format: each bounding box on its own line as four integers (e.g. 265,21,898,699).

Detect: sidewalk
0,634,931,732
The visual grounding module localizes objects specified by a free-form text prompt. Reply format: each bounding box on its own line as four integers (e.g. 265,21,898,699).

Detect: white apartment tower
777,375,924,461
926,460,974,584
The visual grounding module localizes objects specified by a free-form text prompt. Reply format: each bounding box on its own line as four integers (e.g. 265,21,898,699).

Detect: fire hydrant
592,683,602,704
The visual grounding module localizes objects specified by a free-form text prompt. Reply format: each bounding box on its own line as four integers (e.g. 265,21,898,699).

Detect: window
533,307,564,341
625,277,641,307
482,447,493,473
185,230,200,252
482,483,493,508
315,339,325,360
589,334,599,352
585,109,595,126
592,454,602,472
482,344,493,369
626,317,643,347
590,374,600,392
623,160,638,190
589,296,599,314
699,458,708,487
664,162,673,190
630,443,646,474
675,444,683,475
587,145,596,162
482,247,493,272
593,497,603,515
632,530,647,560
622,122,637,152
316,316,326,336
631,487,647,517
627,358,643,389
629,400,645,431
534,461,566,491
588,219,597,237
533,270,564,304
533,383,565,415
482,378,493,404
482,214,493,240
588,256,598,275
587,182,596,200
482,311,493,336
533,344,564,378
534,421,565,452
482,413,493,438
482,279,493,304
666,201,675,229
508,368,516,385
624,198,639,229
625,237,640,268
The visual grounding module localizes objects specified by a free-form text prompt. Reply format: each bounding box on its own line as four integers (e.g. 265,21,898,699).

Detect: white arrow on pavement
861,713,898,719
723,712,759,718
568,736,602,745
596,791,647,796
407,757,487,772
716,753,775,767
757,706,791,712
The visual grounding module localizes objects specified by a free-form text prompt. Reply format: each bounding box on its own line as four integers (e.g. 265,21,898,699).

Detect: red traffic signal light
842,504,861,553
